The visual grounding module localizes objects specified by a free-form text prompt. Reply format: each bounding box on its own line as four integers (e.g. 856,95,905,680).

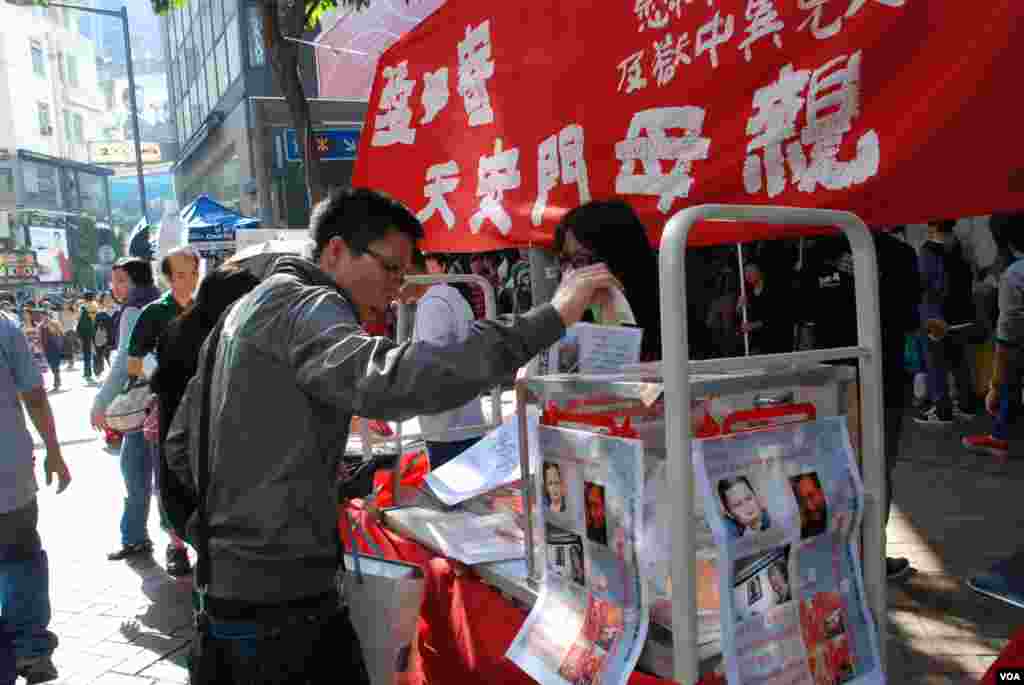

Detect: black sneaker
107,541,153,561
16,654,59,683
166,545,192,577
913,405,953,426
886,557,912,580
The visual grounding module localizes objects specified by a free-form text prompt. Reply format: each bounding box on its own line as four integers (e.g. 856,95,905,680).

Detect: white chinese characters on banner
634,0,684,32
371,61,416,147
744,51,880,198
531,124,592,226
471,144,521,235
738,0,784,62
798,0,906,41
420,67,450,125
417,161,460,230
651,32,692,86
615,106,712,213
695,10,735,69
617,51,648,94
457,21,496,127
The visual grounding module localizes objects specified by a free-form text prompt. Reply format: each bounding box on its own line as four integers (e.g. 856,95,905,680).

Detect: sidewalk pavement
22,367,1023,684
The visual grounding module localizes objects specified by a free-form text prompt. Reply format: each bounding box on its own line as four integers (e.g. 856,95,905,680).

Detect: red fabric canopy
352,0,1024,252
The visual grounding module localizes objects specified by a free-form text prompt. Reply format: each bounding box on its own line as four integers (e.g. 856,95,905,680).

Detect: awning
181,195,260,257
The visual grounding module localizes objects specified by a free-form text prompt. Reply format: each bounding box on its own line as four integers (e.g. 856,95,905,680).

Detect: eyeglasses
364,247,406,279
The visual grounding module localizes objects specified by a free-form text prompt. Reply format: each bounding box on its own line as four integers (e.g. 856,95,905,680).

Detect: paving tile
89,673,157,684
137,656,189,684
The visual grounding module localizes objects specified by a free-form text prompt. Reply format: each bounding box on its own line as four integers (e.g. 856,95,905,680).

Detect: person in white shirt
405,251,486,468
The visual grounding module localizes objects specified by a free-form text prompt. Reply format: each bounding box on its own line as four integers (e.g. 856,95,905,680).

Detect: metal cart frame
659,205,886,683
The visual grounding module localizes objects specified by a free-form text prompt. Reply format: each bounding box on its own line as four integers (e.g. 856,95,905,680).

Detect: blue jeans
426,437,481,470
120,431,156,546
0,500,57,663
81,338,93,380
994,378,1022,442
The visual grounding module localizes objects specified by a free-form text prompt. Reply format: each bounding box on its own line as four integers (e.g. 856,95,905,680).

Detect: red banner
352,1,1024,251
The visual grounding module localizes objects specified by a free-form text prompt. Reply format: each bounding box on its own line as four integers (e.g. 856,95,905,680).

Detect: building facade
0,1,106,169
163,0,320,221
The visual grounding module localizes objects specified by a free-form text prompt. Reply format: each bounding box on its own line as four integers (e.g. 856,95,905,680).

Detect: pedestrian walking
89,258,161,562
76,293,98,384
93,294,115,377
59,302,77,371
0,308,72,684
163,187,619,682
38,311,64,392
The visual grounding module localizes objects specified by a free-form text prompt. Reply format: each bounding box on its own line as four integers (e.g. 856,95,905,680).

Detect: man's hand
44,451,71,493
986,385,1001,417
91,407,108,432
550,264,623,329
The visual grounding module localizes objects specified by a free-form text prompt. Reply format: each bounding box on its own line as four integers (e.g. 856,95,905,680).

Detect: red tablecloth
980,626,1024,685
339,499,724,685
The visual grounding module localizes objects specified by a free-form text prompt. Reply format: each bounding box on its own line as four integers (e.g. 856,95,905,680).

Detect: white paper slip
423,511,526,565
425,408,539,507
547,323,644,375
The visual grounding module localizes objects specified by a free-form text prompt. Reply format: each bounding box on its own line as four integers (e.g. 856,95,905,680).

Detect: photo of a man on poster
544,461,568,513
791,472,829,539
717,475,772,539
584,482,608,545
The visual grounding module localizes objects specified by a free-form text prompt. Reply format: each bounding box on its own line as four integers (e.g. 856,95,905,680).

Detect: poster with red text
352,1,1024,252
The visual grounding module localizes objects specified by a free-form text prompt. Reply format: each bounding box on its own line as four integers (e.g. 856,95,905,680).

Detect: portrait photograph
790,471,829,539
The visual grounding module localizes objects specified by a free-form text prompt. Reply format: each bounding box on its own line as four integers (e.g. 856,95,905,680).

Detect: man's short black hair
310,187,423,261
410,248,427,272
113,257,155,288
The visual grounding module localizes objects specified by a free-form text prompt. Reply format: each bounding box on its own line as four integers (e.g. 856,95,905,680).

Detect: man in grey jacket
164,187,620,682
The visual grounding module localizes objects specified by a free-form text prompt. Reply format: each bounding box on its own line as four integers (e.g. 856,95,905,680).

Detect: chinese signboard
0,251,38,285
90,141,163,165
352,0,1024,252
285,128,361,162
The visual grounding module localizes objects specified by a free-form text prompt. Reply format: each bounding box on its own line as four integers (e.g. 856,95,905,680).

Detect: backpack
76,305,95,339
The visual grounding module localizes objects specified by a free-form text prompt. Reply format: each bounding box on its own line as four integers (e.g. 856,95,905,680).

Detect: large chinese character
420,67,449,125
617,51,648,94
417,161,460,230
743,52,880,197
798,0,905,41
371,61,416,147
471,143,521,235
738,0,784,62
532,124,591,226
615,106,712,213
790,51,880,192
457,21,496,127
695,11,735,69
651,32,692,87
743,64,810,197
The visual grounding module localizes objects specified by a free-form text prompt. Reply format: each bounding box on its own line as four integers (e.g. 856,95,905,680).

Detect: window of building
79,171,109,219
206,55,219,107
0,169,14,195
64,110,74,143
73,112,84,144
31,41,46,77
65,53,79,88
224,0,236,20
199,1,211,58
37,102,51,135
248,6,265,66
22,161,59,210
213,0,225,34
226,17,241,87
216,36,229,99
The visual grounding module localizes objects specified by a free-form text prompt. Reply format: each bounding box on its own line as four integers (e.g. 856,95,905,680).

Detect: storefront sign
352,1,1024,252
285,128,360,162
90,141,163,165
0,251,39,285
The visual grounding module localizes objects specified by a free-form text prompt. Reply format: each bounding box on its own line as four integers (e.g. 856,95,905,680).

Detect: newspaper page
693,417,884,685
507,426,649,685
424,408,539,507
546,323,644,375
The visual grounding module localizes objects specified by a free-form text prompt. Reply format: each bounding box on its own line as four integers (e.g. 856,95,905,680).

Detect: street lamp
6,0,148,226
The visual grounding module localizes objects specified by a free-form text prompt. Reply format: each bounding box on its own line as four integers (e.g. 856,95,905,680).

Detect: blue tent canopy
181,195,259,248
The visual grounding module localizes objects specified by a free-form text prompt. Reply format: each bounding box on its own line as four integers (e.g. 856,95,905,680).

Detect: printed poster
507,426,649,685
694,417,884,685
29,227,72,283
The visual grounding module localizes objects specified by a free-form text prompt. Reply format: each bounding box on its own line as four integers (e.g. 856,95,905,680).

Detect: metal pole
121,6,148,226
737,244,751,356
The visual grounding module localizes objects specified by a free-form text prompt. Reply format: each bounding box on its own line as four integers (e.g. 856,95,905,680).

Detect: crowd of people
2,187,1022,683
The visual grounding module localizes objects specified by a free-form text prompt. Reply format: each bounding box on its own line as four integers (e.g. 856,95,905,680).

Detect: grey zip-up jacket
164,256,564,602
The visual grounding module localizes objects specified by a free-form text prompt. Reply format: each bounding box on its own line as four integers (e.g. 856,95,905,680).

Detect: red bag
372,450,430,508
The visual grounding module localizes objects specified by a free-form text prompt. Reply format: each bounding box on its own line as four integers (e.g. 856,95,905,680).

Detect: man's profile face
321,228,414,315
796,477,826,525
110,268,131,303
167,253,199,304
